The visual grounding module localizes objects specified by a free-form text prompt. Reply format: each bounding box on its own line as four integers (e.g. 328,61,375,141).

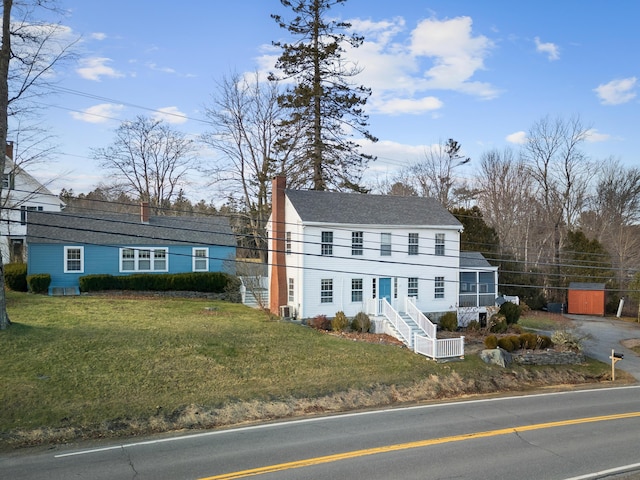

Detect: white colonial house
266,177,500,359
1,142,64,263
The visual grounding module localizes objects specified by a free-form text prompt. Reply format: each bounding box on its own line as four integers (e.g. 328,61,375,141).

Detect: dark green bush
484,335,498,349
497,336,516,352
4,263,27,292
79,274,121,292
499,301,522,325
26,274,51,294
439,311,458,332
506,335,522,350
519,332,538,350
308,314,331,330
351,311,371,333
78,272,240,294
331,311,349,332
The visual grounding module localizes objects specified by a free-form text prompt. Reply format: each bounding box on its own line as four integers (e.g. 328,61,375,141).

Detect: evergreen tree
562,230,613,286
450,206,499,257
270,0,377,191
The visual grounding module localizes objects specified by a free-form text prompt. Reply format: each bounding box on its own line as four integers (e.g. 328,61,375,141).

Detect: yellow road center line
199,411,640,480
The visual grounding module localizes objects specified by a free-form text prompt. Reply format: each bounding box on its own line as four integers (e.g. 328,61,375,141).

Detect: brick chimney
6,141,13,160
140,201,150,224
270,176,288,315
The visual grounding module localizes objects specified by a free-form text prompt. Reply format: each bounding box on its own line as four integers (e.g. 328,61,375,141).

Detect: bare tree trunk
0,0,13,329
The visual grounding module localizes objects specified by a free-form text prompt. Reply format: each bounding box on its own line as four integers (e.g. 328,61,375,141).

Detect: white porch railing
405,297,436,339
381,299,414,348
413,334,465,359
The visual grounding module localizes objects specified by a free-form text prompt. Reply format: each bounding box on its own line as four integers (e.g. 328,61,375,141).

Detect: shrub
519,332,538,350
497,336,516,352
499,301,522,325
466,320,481,332
4,263,27,292
489,314,508,333
79,274,121,292
331,311,349,332
351,312,371,333
506,335,522,350
308,314,331,330
26,274,51,294
439,311,458,332
484,335,498,349
551,329,583,352
537,335,553,349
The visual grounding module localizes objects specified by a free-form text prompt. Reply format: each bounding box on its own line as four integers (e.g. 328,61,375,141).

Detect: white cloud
91,32,107,41
146,62,176,74
409,16,497,97
153,106,188,124
76,57,124,81
373,96,443,115
506,131,527,144
584,128,611,143
262,15,499,117
534,37,560,61
594,77,637,105
70,103,124,123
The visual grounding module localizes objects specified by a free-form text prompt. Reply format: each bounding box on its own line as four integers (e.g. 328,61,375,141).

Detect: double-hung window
2,172,12,189
408,233,419,255
352,231,363,256
435,233,445,256
285,232,292,255
64,246,84,273
321,231,333,256
408,277,418,298
192,248,208,272
120,247,169,272
380,233,392,256
435,276,445,299
351,278,363,302
320,279,333,303
288,278,294,302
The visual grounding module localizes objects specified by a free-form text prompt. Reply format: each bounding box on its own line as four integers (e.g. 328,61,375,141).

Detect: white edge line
54,384,640,458
563,462,640,480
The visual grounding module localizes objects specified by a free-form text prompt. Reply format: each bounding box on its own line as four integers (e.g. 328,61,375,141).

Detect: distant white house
1,142,64,263
267,176,497,323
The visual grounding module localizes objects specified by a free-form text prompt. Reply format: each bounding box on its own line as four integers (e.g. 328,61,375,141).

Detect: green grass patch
0,292,614,446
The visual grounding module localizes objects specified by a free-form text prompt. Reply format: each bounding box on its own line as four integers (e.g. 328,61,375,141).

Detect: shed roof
285,190,462,227
26,211,235,247
460,251,495,269
568,282,606,291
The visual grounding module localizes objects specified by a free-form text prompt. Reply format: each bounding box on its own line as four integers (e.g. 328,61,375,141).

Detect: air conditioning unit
279,305,291,318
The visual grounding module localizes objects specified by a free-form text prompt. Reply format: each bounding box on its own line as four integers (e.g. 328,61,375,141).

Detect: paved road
3,387,640,480
565,314,640,381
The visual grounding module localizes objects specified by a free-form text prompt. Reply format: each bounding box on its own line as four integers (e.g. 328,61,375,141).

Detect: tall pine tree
270,0,377,191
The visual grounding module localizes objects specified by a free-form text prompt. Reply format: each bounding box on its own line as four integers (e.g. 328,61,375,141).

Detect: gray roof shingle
26,211,235,247
285,190,462,227
460,251,494,269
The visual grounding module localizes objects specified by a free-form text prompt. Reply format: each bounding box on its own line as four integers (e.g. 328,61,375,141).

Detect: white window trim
119,247,169,273
192,247,209,272
64,246,84,274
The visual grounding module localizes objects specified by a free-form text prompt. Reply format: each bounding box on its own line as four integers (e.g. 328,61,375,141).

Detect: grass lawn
0,292,615,448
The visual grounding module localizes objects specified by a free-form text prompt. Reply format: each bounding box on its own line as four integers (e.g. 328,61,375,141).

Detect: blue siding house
26,205,236,293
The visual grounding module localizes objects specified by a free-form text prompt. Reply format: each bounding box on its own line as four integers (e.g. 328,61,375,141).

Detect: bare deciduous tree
406,138,470,209
476,147,536,265
581,159,640,290
93,116,198,214
202,72,303,261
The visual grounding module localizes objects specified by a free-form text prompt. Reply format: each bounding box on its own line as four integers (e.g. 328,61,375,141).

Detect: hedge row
79,272,241,294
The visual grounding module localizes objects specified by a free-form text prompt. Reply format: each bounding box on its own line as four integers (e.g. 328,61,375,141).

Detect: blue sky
21,0,640,199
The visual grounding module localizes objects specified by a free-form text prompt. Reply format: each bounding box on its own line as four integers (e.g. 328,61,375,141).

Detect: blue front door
379,277,391,302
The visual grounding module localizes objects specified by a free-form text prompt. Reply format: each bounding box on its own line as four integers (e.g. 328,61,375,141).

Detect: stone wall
513,350,586,365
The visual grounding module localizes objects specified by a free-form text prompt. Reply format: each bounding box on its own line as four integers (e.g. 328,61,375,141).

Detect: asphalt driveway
564,314,640,381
